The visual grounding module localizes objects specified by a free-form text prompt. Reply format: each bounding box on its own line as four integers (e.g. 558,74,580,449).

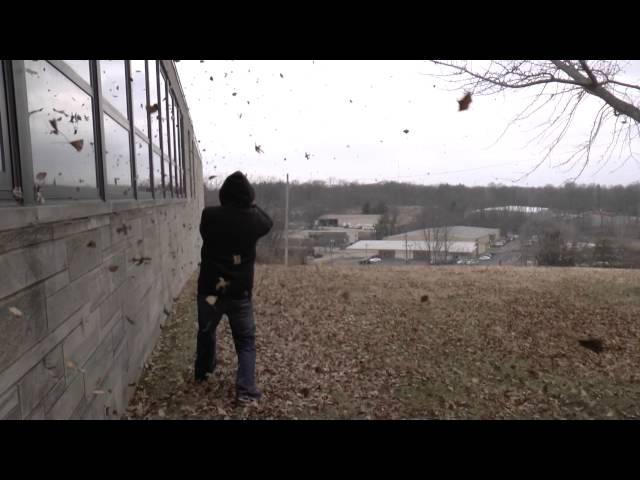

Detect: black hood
219,171,255,207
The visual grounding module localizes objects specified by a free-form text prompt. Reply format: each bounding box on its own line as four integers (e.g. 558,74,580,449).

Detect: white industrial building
346,239,479,262
384,226,500,254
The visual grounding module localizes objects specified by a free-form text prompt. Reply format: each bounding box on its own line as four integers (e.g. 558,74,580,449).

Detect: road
482,239,523,266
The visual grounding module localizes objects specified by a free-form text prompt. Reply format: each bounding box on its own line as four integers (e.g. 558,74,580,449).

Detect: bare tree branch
429,60,640,181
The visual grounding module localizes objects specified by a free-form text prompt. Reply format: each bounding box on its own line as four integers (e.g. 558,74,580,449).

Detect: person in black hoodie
196,171,273,403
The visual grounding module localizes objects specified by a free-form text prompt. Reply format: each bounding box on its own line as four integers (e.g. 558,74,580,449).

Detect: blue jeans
195,294,261,399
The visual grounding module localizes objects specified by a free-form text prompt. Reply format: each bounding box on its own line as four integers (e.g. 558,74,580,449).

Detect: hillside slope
125,265,640,419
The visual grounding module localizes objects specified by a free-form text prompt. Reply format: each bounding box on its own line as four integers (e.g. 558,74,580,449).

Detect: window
166,91,174,197
135,134,152,198
148,60,161,149
103,113,133,198
175,110,182,197
62,60,91,84
1,62,13,197
178,112,185,198
100,61,128,119
153,150,162,198
159,71,168,158
25,60,99,201
130,60,148,136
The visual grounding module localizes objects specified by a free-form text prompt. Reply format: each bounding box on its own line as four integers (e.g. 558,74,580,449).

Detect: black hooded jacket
197,171,273,298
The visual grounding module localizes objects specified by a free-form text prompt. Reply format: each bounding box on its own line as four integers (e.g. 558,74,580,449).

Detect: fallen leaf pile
124,265,640,420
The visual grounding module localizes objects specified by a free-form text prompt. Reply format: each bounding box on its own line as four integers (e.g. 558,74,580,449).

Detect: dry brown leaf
458,92,472,111
70,139,84,152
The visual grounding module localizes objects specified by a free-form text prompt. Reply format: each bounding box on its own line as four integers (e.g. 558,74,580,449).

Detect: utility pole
405,232,408,264
284,173,289,267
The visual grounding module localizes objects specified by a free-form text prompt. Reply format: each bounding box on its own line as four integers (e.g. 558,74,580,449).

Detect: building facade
0,60,204,419
346,240,478,262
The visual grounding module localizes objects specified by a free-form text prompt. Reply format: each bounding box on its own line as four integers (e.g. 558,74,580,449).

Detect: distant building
307,231,350,248
316,214,381,230
469,205,550,215
384,226,500,254
346,240,479,262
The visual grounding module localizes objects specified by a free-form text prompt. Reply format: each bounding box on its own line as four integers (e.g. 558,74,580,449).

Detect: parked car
479,255,492,261
359,256,382,265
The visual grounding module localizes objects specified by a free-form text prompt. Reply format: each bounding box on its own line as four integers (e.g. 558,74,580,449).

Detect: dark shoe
194,371,211,383
236,392,261,405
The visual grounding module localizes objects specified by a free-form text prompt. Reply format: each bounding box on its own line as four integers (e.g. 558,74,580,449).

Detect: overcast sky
176,60,640,187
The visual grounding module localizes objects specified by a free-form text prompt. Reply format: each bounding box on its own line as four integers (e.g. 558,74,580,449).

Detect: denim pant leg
227,298,260,398
195,295,224,378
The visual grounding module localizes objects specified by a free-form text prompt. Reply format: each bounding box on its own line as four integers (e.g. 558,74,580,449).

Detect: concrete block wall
0,199,202,419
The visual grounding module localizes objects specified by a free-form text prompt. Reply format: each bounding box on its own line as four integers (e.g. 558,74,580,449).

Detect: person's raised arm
252,204,273,238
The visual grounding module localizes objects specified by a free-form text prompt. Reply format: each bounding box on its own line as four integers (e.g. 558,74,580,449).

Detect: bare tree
422,225,451,264
429,60,640,181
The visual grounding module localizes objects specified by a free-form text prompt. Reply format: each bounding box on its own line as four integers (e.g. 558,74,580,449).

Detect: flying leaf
146,103,159,114
205,295,218,306
70,139,84,152
35,172,47,182
232,92,237,96
578,338,604,353
403,129,409,134
12,187,23,202
208,175,216,180
216,277,230,291
49,119,59,134
210,76,213,81
9,307,23,317
458,92,472,111
255,144,263,154
280,73,284,78
305,152,311,160
87,240,96,248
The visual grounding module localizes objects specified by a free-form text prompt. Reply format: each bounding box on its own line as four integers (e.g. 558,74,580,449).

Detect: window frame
0,62,14,200
21,60,103,202
98,60,135,200
2,59,191,210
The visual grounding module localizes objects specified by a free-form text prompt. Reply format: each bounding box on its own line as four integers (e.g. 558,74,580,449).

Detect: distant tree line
204,180,640,236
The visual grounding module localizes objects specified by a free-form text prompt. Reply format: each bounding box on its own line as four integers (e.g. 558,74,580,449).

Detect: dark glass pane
159,72,168,156
167,93,173,159
131,60,148,136
103,113,132,198
62,60,91,84
135,134,152,198
153,150,162,197
25,60,98,201
148,60,160,148
163,157,172,197
100,60,128,119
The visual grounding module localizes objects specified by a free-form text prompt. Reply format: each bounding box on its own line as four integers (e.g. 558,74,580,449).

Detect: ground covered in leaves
125,265,640,419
